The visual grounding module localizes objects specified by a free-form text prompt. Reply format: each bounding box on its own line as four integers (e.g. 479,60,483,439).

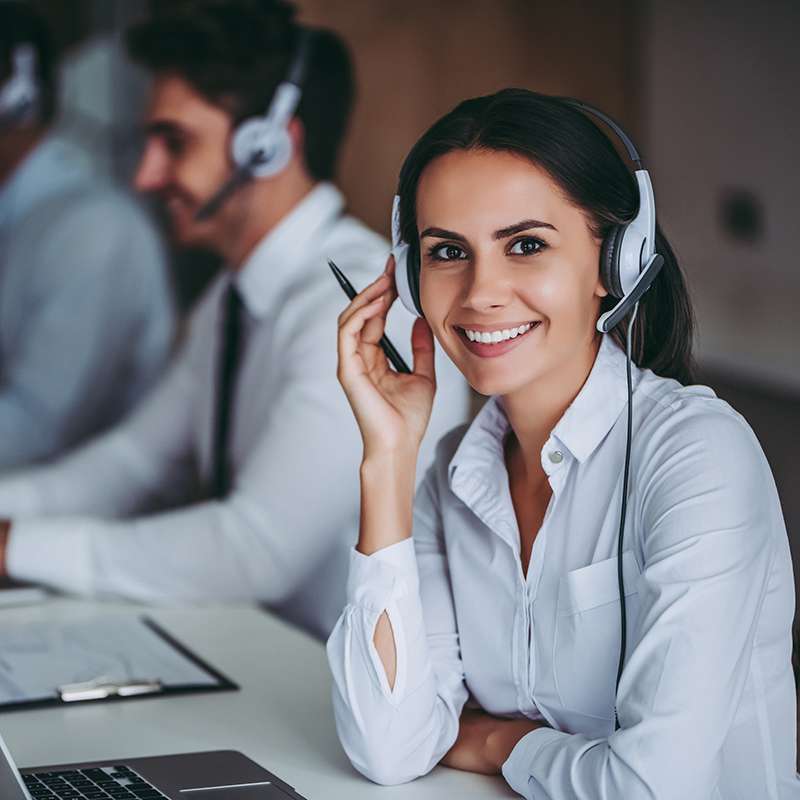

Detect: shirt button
548,450,563,464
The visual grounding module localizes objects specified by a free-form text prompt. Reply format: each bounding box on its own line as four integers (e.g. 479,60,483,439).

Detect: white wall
643,0,799,391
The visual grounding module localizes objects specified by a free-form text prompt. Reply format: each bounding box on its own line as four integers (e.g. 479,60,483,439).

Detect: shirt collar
0,135,91,230
449,334,637,488
550,334,634,464
234,182,345,318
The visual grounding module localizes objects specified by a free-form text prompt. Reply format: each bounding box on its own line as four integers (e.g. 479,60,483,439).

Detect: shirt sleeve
326,464,470,786
0,193,174,469
501,408,781,800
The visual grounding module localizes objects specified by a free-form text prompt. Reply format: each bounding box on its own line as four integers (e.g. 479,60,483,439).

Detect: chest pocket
553,550,641,721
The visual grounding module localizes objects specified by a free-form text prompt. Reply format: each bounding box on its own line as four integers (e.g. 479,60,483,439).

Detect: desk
0,599,516,799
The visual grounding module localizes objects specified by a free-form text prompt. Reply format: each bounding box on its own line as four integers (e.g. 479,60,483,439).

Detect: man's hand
0,519,10,578
441,709,545,775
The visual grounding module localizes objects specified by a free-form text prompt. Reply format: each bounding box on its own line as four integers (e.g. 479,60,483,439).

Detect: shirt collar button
548,450,564,464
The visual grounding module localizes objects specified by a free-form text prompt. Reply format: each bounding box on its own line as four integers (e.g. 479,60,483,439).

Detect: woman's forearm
357,449,417,556
358,449,418,688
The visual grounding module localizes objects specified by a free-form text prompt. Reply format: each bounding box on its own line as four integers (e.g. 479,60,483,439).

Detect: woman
327,89,797,798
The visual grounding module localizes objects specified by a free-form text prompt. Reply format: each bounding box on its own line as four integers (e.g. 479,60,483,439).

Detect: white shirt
0,134,175,469
327,334,798,798
0,183,470,640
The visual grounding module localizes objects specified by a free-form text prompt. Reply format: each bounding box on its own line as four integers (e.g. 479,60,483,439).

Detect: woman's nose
462,255,513,312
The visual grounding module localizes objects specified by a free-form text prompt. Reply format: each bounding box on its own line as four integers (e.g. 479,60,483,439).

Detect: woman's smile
454,320,542,358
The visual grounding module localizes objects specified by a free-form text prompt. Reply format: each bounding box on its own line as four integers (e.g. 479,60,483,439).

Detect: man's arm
0,299,367,612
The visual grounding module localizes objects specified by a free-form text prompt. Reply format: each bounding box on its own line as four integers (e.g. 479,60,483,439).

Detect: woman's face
416,148,607,397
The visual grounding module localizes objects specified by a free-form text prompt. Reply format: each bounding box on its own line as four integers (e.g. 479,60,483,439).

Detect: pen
327,259,411,374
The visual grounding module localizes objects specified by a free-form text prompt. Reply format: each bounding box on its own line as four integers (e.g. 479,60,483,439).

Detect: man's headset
390,98,665,334
0,43,40,128
194,28,313,221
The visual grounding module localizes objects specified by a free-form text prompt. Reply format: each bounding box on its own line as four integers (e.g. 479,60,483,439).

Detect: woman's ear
594,273,609,299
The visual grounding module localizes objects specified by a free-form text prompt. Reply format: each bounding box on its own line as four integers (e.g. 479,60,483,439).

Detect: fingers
410,317,436,384
337,294,388,385
336,273,389,327
338,259,398,345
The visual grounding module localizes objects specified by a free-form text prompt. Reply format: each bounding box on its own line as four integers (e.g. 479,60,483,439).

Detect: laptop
1,730,307,800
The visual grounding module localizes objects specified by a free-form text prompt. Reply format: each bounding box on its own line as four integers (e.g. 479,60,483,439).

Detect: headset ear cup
408,244,423,317
393,242,422,317
601,225,626,299
231,118,293,178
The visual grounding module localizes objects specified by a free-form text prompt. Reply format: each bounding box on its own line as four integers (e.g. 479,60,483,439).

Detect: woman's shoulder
632,370,775,512
635,370,759,450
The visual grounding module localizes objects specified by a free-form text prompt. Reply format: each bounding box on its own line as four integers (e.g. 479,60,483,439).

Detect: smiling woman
327,89,797,799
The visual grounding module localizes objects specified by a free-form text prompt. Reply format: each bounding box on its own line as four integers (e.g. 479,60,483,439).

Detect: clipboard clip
58,678,163,703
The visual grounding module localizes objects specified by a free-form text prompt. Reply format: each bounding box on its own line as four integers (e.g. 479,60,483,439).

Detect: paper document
0,616,218,705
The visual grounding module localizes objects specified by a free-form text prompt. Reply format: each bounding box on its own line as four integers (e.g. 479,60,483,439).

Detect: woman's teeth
462,322,536,344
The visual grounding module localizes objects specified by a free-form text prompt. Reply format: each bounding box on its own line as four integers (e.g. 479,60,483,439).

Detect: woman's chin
464,369,535,398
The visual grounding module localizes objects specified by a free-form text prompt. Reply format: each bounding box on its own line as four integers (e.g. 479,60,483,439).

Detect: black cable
614,304,637,731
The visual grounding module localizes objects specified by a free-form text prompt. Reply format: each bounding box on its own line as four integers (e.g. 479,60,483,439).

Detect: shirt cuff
501,727,567,797
346,538,419,613
6,518,94,595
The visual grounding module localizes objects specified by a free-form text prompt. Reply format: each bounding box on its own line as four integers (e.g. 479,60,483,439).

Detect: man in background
0,0,469,639
0,1,175,470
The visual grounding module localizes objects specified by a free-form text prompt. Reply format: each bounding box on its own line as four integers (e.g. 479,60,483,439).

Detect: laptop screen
0,731,32,800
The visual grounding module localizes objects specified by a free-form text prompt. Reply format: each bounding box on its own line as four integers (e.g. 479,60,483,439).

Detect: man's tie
212,283,244,499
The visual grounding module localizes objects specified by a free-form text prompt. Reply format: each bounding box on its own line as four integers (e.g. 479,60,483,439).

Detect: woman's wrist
485,719,543,772
357,450,417,556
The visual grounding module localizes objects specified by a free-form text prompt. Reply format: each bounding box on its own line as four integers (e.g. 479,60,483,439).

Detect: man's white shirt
0,182,470,639
327,334,798,798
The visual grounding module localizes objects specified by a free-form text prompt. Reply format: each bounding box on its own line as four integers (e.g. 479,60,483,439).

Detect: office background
21,0,800,604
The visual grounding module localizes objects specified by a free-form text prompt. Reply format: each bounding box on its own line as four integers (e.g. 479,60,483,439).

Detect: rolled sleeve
346,538,419,612
327,465,468,786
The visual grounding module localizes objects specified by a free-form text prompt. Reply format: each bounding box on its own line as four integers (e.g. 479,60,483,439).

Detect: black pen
327,259,411,374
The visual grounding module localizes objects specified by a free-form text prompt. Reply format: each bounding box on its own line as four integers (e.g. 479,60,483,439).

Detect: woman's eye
429,243,467,261
508,237,545,256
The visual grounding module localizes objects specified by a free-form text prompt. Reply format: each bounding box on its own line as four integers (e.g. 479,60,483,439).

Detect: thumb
411,317,436,383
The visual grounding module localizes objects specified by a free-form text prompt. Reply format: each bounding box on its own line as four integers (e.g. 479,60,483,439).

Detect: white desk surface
0,598,516,799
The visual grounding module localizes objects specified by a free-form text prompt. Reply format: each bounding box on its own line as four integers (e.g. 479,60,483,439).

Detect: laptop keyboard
23,765,167,800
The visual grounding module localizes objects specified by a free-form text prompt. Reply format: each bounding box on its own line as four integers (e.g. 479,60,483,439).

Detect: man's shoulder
278,214,389,317
321,212,390,285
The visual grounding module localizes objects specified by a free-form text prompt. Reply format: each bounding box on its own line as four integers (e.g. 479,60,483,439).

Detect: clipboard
0,615,238,712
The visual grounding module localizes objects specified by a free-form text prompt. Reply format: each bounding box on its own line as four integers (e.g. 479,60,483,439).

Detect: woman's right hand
337,255,436,461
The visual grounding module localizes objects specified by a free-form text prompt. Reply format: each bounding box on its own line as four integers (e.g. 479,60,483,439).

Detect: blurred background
17,0,800,593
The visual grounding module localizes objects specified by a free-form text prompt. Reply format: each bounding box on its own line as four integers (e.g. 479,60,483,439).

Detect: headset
391,97,664,731
194,28,313,221
391,99,664,332
0,43,40,128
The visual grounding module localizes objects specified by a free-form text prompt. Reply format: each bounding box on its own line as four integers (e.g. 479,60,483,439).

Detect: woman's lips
456,321,542,358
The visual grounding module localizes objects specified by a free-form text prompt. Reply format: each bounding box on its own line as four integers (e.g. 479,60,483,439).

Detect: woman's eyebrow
419,220,557,243
419,227,468,243
493,219,557,239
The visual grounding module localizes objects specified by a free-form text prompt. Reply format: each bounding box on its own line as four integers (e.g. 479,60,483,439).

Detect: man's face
134,74,239,249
